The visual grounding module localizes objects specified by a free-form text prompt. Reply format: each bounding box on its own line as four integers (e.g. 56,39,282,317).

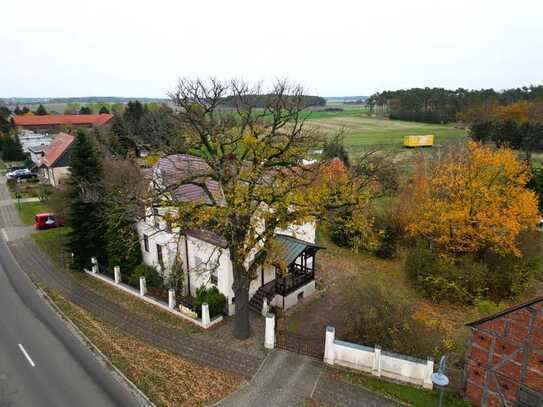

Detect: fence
324,327,434,389
85,257,222,329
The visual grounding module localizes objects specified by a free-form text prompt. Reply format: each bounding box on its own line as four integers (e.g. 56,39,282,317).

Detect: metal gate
276,330,324,359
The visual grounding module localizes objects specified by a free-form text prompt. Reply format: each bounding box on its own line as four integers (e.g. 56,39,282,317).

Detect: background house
465,297,543,406
14,114,113,134
137,154,320,316
40,132,74,187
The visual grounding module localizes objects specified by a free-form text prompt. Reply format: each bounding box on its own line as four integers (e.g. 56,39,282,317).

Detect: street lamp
431,356,449,407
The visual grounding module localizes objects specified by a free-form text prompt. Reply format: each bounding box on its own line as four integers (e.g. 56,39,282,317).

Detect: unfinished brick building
465,296,543,406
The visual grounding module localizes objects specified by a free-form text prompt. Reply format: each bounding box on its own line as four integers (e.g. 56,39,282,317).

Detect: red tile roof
14,114,113,127
41,132,75,167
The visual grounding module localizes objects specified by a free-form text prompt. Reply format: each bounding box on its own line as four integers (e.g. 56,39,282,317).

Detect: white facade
137,209,317,316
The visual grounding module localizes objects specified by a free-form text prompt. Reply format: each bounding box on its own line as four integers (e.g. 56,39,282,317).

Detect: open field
303,105,467,153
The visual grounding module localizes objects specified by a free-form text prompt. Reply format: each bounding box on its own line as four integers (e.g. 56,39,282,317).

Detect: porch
250,234,322,312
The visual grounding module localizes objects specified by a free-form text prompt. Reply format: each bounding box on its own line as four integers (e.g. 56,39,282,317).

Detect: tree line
367,85,543,124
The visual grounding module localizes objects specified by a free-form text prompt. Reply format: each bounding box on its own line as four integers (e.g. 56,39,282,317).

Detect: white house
137,154,322,316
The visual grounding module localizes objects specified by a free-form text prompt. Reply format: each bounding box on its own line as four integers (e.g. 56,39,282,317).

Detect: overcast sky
2,0,543,98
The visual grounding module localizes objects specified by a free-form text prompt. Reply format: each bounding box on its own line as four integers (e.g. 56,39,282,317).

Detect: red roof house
14,114,113,133
40,132,75,187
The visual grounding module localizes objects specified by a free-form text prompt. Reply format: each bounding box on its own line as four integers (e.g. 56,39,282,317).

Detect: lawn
337,369,474,407
305,113,467,153
16,201,50,225
32,226,71,267
46,290,244,407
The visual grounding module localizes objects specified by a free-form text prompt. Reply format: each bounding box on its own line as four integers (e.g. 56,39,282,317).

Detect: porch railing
275,271,314,296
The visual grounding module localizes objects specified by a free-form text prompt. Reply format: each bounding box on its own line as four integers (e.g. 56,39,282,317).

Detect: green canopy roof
274,234,323,265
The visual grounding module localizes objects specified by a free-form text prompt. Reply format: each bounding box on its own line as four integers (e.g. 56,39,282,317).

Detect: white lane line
1,228,8,241
18,344,36,367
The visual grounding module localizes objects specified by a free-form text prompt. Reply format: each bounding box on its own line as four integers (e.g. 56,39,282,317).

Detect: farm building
137,154,322,316
39,132,75,187
14,114,113,133
465,296,543,406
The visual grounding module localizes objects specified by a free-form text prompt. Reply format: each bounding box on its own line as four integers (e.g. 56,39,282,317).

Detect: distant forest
220,94,326,108
0,96,169,105
367,86,543,124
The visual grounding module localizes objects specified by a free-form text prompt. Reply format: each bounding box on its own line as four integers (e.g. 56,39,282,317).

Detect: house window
211,269,218,285
157,244,164,270
152,207,159,228
143,234,149,252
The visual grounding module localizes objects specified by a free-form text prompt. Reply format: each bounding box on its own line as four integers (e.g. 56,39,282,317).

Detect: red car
35,213,64,230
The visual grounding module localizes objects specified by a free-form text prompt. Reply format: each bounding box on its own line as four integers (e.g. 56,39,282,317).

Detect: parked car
6,168,36,180
34,213,64,230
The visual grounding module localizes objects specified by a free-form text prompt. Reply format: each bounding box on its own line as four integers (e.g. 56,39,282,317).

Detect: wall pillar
265,313,275,349
202,303,210,328
324,326,336,365
91,257,98,274
168,288,176,309
423,357,434,389
372,345,382,377
114,266,121,284
139,276,147,296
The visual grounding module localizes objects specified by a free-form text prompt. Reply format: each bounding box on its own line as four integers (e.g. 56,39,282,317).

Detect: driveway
217,350,400,407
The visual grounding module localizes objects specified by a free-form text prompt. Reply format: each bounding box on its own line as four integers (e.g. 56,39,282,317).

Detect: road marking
18,344,35,367
1,228,7,242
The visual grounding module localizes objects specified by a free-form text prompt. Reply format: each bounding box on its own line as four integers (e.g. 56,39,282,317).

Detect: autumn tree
407,142,539,258
156,78,370,339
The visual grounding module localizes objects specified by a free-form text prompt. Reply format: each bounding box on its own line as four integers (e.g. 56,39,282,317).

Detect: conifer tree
35,104,48,115
67,130,107,270
99,105,110,114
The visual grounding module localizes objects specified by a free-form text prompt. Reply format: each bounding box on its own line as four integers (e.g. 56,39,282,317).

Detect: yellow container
404,135,434,148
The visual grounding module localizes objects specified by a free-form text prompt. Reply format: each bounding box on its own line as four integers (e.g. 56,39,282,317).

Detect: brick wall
465,300,543,406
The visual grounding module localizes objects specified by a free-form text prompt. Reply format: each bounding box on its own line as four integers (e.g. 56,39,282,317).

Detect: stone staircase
249,282,275,314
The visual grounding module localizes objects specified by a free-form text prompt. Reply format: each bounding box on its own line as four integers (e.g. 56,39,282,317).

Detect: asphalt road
0,236,142,406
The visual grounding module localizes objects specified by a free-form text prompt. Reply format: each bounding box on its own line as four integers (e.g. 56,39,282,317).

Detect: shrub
345,279,449,360
129,263,161,288
195,286,226,318
405,242,539,303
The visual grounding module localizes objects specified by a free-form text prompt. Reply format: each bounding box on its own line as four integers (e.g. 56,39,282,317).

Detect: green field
304,104,468,153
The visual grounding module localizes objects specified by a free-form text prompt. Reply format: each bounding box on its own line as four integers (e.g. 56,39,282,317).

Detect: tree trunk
232,262,251,340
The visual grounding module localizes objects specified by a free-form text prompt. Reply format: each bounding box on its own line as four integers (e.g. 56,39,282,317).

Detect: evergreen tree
35,104,48,115
21,107,30,115
79,106,92,115
2,134,26,161
67,130,107,271
99,105,110,114
0,106,13,134
14,105,22,115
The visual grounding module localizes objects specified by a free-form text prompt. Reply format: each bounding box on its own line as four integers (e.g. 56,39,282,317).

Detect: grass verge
31,228,199,334
338,370,473,407
15,201,50,225
45,289,244,407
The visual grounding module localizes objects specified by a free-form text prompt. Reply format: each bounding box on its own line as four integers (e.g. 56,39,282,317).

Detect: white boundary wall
324,327,434,389
85,270,223,329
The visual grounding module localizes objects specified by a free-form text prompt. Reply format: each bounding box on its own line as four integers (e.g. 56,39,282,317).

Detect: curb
39,287,156,407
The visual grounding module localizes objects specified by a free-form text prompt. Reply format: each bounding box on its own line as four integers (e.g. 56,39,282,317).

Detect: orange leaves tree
405,142,540,301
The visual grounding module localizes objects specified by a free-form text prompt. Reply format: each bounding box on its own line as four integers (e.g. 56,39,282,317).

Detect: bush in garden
405,242,538,303
345,279,449,360
195,286,226,318
129,263,161,288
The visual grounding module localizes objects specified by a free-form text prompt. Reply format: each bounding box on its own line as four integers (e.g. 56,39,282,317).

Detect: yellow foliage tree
407,142,540,258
